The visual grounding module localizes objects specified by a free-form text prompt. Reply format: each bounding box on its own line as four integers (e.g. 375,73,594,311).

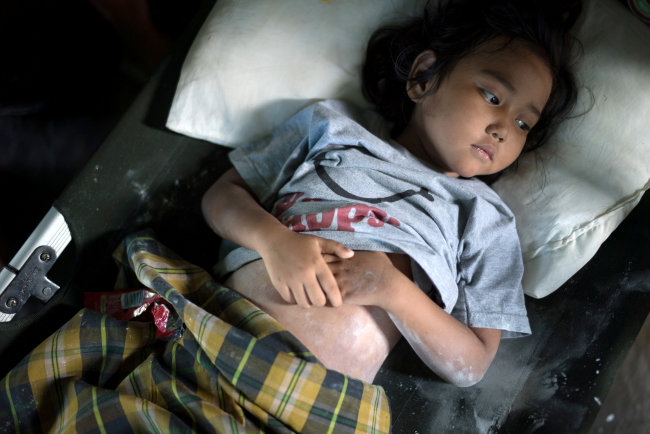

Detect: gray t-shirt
220,100,531,337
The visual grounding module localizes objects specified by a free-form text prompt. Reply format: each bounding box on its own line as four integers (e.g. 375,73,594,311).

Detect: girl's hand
259,230,353,308
326,251,399,307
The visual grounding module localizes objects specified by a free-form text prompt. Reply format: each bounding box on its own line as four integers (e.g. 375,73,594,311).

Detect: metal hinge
0,207,71,322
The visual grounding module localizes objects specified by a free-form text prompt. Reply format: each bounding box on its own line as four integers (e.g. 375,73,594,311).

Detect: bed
1,0,648,432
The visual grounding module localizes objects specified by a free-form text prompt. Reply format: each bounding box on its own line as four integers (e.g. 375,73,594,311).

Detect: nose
491,131,504,142
486,123,506,143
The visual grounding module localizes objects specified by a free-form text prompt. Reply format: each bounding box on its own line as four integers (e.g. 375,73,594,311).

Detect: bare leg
225,259,404,382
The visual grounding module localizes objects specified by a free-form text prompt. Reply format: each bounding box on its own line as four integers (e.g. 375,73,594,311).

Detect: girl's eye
483,89,499,105
516,119,530,132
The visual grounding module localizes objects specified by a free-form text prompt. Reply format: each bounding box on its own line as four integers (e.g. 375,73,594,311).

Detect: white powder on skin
306,308,393,382
389,313,481,387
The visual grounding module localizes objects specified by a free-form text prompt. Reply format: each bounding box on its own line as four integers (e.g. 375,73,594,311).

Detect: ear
406,50,437,102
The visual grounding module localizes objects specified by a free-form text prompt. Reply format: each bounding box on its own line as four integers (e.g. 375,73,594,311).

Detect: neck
395,124,425,160
395,124,458,178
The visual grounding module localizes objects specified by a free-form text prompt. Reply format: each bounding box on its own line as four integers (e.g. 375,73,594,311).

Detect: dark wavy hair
362,0,582,160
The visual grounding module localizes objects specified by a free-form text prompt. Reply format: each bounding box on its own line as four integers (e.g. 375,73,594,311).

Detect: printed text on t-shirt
272,193,401,232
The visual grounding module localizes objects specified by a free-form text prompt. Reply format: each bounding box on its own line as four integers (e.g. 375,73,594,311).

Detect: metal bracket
0,246,59,316
0,207,71,322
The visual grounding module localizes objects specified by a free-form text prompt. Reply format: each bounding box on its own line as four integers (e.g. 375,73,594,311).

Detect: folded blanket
0,231,390,433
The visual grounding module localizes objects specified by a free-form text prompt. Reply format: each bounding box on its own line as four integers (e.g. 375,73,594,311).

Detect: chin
454,167,481,179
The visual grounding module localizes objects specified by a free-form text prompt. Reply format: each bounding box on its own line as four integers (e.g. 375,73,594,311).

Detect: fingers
303,280,327,307
291,284,312,308
322,253,341,263
268,236,352,308
275,284,295,304
294,270,340,308
319,239,354,259
316,270,343,307
274,277,312,308
276,277,328,308
278,272,341,308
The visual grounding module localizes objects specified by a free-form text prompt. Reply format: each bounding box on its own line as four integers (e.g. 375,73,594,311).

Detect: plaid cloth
0,232,391,433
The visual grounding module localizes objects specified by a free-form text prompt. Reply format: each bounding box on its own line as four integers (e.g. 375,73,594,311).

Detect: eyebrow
480,69,542,118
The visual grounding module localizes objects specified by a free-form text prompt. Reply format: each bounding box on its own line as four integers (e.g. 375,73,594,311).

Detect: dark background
0,0,199,267
0,1,647,432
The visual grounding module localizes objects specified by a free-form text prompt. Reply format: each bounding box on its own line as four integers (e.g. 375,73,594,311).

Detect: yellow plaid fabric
0,232,391,433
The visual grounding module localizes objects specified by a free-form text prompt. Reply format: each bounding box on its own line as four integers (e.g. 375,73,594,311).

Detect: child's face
398,38,553,178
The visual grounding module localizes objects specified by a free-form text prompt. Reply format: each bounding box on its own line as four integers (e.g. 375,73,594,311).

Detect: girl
201,0,580,384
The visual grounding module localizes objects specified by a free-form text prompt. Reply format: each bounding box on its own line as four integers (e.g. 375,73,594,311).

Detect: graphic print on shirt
272,147,435,233
313,150,435,204
273,192,403,232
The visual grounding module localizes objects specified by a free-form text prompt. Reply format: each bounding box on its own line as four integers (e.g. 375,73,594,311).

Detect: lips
471,144,495,161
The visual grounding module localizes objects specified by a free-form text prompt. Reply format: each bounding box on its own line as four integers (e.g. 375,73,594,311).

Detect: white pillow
492,0,650,297
167,0,427,146
167,0,650,298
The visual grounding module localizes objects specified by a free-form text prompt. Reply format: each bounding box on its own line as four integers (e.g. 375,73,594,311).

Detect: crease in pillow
524,179,649,260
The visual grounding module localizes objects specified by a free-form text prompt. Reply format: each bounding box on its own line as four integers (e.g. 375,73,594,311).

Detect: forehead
459,37,553,101
463,37,552,77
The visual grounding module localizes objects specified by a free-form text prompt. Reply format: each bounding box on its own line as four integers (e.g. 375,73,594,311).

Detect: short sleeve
453,196,531,338
228,104,315,209
229,100,386,210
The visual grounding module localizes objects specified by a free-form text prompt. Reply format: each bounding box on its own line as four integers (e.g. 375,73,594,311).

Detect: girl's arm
328,251,500,387
201,167,354,307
